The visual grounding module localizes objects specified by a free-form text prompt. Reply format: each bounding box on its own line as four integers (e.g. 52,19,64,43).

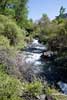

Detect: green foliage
0,0,28,28
59,6,65,17
15,0,28,27
0,60,24,100
0,71,23,100
34,13,67,43
24,81,43,96
0,35,10,49
0,64,44,100
0,64,6,73
0,14,25,48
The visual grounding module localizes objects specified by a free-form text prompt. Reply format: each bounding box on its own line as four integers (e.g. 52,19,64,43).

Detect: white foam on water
32,39,39,44
34,61,42,66
58,81,67,94
25,53,41,64
32,39,47,50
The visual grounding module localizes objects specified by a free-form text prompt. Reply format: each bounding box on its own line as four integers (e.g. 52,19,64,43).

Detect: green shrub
24,81,43,96
0,35,10,49
0,72,23,100
0,64,7,73
0,14,25,49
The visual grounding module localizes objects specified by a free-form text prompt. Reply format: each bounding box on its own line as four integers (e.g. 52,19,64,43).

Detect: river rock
45,95,55,100
37,94,46,100
36,95,55,100
41,51,57,60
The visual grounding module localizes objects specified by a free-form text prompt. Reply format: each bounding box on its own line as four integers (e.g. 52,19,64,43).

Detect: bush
24,81,43,96
0,35,19,78
0,14,25,48
0,72,23,100
0,35,10,48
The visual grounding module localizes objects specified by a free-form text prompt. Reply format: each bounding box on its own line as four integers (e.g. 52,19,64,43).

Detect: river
21,39,67,94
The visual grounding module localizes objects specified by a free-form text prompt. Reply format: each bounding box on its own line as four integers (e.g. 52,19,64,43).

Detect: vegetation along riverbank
0,0,67,100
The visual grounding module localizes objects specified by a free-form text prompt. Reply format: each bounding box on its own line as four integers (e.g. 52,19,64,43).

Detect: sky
28,0,67,21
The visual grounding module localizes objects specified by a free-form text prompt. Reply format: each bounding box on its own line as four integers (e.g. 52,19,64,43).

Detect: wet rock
45,95,55,100
37,94,46,100
41,51,57,60
36,95,55,100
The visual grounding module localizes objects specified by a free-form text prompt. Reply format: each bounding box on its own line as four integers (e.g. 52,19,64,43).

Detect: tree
0,0,28,27
37,14,50,34
56,6,66,24
59,6,65,17
38,14,50,26
15,0,28,27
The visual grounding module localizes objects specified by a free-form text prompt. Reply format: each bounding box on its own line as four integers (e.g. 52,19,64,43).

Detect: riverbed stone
45,95,55,100
36,94,46,100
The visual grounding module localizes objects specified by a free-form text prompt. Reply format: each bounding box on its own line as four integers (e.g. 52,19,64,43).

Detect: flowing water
22,39,67,94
